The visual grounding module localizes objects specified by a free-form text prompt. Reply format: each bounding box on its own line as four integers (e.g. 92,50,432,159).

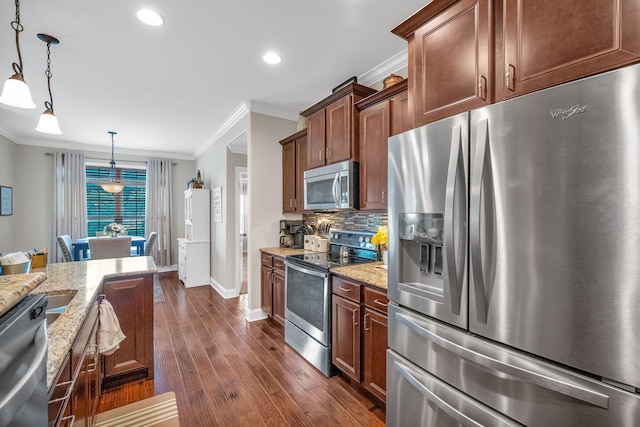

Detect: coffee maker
279,220,303,248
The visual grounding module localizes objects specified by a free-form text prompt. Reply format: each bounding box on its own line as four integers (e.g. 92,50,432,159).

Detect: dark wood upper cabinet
499,0,640,100
280,129,307,213
393,0,492,127
356,80,409,211
301,83,377,170
306,110,326,169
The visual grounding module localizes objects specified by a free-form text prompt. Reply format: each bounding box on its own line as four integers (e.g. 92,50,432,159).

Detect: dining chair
89,237,132,260
56,235,75,262
144,232,158,256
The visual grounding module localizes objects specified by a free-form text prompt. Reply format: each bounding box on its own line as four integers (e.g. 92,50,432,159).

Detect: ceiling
0,0,426,160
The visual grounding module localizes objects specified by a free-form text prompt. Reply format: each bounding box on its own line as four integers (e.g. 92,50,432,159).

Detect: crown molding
194,102,250,158
246,100,299,122
358,48,409,87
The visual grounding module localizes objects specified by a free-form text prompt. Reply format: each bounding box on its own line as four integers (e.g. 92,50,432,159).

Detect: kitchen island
29,257,157,389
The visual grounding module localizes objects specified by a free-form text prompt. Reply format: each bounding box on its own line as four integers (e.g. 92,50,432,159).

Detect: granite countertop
261,247,388,290
260,247,311,257
0,272,48,316
331,262,388,291
27,257,157,390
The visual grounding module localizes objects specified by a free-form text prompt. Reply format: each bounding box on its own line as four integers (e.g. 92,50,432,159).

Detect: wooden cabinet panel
261,264,273,317
500,0,640,100
415,0,491,125
397,0,492,127
364,287,389,315
332,295,361,382
332,277,362,303
280,131,308,213
282,140,296,213
103,275,154,387
307,109,326,169
302,83,376,169
273,270,286,325
359,101,390,211
260,253,285,324
363,307,388,402
326,96,353,163
390,89,412,136
294,135,307,211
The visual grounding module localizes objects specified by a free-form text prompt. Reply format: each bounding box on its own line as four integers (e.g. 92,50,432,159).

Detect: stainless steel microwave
304,160,359,211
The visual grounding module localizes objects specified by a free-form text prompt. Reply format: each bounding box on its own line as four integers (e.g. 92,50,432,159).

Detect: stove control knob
333,233,339,239
359,237,365,242
365,237,371,243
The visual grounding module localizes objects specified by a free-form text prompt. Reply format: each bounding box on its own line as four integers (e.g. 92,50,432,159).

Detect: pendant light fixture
99,131,125,194
35,34,62,134
0,0,36,109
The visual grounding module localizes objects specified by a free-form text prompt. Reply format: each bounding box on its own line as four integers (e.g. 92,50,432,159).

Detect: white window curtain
51,152,87,262
145,160,173,266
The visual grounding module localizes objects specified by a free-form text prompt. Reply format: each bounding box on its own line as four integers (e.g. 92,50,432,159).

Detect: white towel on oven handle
98,299,126,356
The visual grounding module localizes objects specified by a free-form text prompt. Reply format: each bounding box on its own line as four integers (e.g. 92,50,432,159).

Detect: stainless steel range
284,229,378,377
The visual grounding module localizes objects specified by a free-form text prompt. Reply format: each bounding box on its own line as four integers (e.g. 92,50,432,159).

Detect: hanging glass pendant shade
35,34,62,134
99,131,125,194
0,0,35,109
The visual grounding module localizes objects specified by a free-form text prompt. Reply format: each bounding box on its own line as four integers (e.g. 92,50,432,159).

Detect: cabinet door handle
364,313,370,331
326,148,332,160
373,298,388,308
338,286,351,292
318,150,322,161
478,75,487,100
506,64,516,91
353,310,358,326
60,414,76,427
382,190,387,206
48,379,75,404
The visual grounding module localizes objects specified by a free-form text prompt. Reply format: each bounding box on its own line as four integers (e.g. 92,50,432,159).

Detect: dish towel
99,299,126,356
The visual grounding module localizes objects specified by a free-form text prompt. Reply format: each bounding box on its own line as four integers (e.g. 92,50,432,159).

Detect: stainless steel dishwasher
0,293,48,427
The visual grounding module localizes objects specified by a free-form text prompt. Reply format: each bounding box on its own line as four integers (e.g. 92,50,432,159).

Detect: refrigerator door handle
444,125,466,314
470,118,490,323
396,311,610,409
392,359,519,427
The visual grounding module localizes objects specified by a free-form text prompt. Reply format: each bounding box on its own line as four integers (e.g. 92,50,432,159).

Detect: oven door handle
285,261,330,279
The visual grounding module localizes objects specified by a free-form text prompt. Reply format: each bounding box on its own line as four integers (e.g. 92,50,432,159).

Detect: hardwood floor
97,272,386,426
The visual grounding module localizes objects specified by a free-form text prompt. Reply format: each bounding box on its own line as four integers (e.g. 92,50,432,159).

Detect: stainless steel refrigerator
387,63,640,426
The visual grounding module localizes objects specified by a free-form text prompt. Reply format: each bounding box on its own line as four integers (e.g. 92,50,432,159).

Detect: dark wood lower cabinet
260,252,285,325
102,274,154,389
273,269,286,325
49,296,101,427
332,295,362,381
332,276,388,404
363,307,388,402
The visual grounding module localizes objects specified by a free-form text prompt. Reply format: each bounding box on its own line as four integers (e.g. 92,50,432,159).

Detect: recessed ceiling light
136,9,164,26
263,52,282,65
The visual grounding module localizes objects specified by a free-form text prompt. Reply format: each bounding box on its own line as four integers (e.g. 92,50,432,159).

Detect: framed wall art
213,186,222,223
0,186,12,216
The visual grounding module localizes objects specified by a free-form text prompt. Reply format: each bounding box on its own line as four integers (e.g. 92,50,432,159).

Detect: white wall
195,116,248,295
247,112,297,315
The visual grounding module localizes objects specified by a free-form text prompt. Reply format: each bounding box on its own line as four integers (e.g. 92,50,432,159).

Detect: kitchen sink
45,292,76,326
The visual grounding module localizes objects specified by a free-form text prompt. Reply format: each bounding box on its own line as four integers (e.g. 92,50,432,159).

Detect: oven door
284,261,331,346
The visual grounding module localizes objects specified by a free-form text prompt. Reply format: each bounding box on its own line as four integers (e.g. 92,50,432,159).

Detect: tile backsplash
303,212,388,234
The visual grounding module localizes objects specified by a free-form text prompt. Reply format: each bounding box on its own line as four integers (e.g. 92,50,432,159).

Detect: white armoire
178,188,210,287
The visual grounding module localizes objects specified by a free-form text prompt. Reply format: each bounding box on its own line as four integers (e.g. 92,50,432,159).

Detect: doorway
236,167,248,295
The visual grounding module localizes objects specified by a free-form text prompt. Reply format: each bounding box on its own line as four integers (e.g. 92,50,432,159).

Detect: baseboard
209,277,239,299
246,307,268,322
157,264,177,273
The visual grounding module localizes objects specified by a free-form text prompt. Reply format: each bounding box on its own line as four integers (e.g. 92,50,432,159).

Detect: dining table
73,236,146,260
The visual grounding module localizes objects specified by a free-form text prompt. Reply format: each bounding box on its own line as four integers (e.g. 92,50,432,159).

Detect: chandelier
99,131,125,193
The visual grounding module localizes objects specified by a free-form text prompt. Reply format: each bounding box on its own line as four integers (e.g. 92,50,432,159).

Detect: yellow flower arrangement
371,225,388,248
